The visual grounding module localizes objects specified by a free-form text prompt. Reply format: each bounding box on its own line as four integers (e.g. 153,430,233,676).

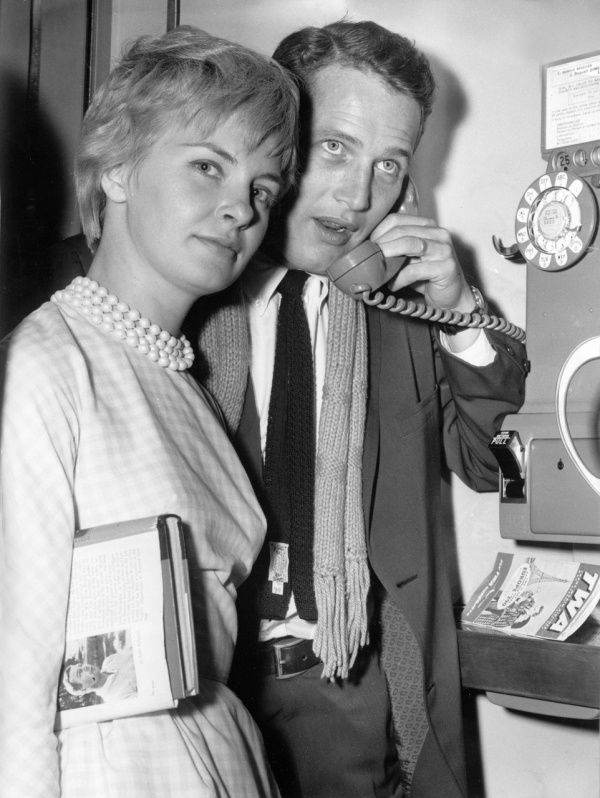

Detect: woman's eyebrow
182,141,237,164
182,142,283,186
258,173,284,187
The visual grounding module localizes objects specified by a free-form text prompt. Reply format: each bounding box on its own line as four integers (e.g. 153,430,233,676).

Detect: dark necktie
258,269,318,620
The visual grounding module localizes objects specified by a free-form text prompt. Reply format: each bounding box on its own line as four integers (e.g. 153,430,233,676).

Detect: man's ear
100,164,130,203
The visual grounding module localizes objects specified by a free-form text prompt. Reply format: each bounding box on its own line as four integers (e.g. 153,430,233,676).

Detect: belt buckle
271,637,308,679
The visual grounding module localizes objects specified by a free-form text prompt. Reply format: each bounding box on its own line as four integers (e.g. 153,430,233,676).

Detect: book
55,514,198,729
460,552,600,642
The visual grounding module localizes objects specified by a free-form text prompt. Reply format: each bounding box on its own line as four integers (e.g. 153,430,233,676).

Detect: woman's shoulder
5,299,76,344
1,301,89,388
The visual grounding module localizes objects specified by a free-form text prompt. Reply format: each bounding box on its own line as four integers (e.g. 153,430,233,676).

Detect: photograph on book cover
58,629,138,711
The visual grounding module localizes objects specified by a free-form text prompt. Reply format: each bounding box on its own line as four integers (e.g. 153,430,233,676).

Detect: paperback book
55,514,197,729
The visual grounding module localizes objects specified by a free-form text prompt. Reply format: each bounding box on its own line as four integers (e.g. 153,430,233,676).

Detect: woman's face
110,113,285,302
70,663,101,692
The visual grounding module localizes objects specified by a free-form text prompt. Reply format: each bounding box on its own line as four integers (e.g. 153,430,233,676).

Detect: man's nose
216,193,254,228
333,165,372,211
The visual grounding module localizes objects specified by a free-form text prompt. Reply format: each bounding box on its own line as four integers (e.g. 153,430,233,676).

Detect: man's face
273,64,422,275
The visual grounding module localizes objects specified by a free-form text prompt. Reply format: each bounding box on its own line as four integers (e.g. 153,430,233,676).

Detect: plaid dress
0,299,278,798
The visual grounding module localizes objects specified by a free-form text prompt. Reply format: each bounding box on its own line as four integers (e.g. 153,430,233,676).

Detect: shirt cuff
439,328,496,366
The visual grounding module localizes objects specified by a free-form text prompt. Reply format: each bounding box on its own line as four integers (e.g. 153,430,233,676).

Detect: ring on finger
418,238,428,257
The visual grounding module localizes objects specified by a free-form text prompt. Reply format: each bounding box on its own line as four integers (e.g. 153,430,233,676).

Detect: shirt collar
243,258,330,318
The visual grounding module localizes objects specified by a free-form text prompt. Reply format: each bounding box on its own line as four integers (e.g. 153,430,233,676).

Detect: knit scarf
198,274,370,679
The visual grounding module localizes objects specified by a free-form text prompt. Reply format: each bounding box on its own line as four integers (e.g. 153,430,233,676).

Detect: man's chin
276,244,340,276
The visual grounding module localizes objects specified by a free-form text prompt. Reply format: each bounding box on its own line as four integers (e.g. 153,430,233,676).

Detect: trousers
233,642,403,798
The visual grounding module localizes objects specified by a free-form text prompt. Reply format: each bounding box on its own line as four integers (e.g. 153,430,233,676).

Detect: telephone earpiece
397,174,419,216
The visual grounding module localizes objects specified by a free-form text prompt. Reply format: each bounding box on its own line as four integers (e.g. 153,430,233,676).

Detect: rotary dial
515,171,597,270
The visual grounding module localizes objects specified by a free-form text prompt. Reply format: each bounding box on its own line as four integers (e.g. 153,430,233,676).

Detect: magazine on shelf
55,514,198,730
460,552,600,642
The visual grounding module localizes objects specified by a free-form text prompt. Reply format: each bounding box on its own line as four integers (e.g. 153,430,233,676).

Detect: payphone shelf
457,628,600,718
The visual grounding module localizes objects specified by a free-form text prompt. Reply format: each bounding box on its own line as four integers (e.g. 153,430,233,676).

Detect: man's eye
377,160,400,175
322,140,342,154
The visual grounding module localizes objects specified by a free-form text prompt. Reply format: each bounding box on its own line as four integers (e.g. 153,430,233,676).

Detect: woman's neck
87,241,190,336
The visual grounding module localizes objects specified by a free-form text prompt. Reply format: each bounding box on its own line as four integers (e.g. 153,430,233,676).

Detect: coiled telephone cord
355,288,526,343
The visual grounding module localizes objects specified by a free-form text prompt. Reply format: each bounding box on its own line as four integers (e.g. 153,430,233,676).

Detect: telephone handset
325,174,417,294
326,178,526,342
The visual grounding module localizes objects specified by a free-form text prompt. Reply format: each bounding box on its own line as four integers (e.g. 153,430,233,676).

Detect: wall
109,0,167,62
0,0,89,333
111,1,600,795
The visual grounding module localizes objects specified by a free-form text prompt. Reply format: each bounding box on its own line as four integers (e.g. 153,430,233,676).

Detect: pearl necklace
52,276,195,372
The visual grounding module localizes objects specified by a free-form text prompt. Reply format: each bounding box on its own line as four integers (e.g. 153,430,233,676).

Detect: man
191,19,527,798
63,646,137,703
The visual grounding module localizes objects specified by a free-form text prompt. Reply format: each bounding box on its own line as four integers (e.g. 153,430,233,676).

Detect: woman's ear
100,164,130,203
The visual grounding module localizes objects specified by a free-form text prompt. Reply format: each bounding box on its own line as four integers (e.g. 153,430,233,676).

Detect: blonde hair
76,26,299,248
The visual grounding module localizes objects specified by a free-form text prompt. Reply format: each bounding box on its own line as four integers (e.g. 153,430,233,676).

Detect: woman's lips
196,236,239,261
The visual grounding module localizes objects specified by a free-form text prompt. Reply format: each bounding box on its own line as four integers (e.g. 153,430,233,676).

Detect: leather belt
257,636,321,678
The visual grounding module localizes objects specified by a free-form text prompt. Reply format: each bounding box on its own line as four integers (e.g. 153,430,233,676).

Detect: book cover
55,514,197,729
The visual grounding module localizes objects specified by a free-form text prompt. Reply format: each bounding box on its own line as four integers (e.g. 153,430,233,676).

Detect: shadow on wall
413,53,473,271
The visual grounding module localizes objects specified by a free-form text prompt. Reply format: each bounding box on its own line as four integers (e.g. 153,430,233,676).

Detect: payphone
491,50,600,544
457,53,600,723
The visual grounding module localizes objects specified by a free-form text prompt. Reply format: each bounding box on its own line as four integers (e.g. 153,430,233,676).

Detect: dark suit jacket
363,305,527,796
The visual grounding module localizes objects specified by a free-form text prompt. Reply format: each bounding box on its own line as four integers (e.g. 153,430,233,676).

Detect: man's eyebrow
314,128,412,159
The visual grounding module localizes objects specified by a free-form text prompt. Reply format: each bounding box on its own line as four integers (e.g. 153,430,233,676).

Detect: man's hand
370,213,476,314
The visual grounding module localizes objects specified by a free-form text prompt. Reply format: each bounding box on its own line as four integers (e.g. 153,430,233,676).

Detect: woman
0,26,297,798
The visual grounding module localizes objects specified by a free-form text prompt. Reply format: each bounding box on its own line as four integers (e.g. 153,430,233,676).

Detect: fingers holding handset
369,213,475,313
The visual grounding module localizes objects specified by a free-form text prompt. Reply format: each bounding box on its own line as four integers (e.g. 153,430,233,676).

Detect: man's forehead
307,63,421,153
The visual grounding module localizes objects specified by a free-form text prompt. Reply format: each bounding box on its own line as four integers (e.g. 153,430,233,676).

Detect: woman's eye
193,161,219,177
252,187,278,208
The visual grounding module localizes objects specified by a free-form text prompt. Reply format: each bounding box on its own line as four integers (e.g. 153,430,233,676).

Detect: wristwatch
469,285,488,315
440,285,487,336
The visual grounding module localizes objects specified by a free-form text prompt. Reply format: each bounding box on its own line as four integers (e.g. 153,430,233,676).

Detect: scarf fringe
313,573,349,679
345,556,370,656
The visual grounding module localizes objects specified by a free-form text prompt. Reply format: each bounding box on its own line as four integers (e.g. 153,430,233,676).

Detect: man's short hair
273,20,436,143
62,664,88,697
76,25,299,248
